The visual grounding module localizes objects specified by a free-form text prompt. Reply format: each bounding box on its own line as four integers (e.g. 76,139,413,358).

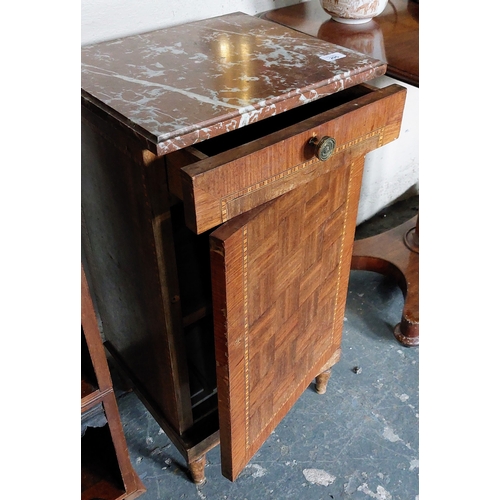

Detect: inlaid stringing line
242,226,250,451
330,161,354,342
220,127,385,221
377,127,385,148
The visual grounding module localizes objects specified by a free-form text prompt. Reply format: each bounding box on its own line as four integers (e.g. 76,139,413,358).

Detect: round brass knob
309,136,336,161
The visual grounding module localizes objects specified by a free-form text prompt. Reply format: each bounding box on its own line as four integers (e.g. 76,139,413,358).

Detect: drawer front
170,84,406,234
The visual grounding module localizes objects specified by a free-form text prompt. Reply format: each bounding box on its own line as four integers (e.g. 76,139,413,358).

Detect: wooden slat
81,265,146,499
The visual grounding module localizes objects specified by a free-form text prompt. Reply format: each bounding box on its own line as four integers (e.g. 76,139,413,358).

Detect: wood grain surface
176,84,406,234
210,153,367,479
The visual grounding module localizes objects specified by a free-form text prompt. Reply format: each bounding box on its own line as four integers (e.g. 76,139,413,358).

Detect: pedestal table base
351,215,419,346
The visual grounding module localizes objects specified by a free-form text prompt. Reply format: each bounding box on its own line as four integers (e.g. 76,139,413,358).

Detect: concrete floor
112,195,419,500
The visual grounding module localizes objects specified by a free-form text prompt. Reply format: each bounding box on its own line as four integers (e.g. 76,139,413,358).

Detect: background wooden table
261,0,418,87
262,0,419,346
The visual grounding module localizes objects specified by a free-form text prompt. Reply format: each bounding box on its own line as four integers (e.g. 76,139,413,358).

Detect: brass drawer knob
309,136,336,161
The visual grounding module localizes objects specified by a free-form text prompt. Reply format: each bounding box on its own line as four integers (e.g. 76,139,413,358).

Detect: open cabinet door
210,160,361,480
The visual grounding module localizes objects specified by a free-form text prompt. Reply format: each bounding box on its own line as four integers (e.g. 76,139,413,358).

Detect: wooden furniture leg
314,349,342,394
189,455,207,484
351,215,419,347
315,369,332,394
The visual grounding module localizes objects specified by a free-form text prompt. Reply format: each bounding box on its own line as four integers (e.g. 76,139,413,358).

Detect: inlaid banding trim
242,226,250,450
220,127,384,222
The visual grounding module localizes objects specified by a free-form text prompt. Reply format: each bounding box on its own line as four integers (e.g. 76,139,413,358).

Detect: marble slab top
81,12,386,155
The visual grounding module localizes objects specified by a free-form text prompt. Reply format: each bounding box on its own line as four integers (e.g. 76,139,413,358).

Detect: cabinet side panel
81,115,192,434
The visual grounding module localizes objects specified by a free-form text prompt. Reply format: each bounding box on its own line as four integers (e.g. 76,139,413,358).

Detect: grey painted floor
113,196,419,500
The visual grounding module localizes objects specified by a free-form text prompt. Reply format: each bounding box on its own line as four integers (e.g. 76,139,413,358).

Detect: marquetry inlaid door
209,159,362,480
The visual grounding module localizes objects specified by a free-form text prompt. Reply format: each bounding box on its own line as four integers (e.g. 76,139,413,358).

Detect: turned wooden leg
314,349,341,394
394,315,419,347
315,369,332,394
351,215,419,347
394,215,419,346
189,455,206,484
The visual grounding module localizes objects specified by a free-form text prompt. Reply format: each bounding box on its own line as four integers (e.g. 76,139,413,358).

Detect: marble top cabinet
82,12,406,482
